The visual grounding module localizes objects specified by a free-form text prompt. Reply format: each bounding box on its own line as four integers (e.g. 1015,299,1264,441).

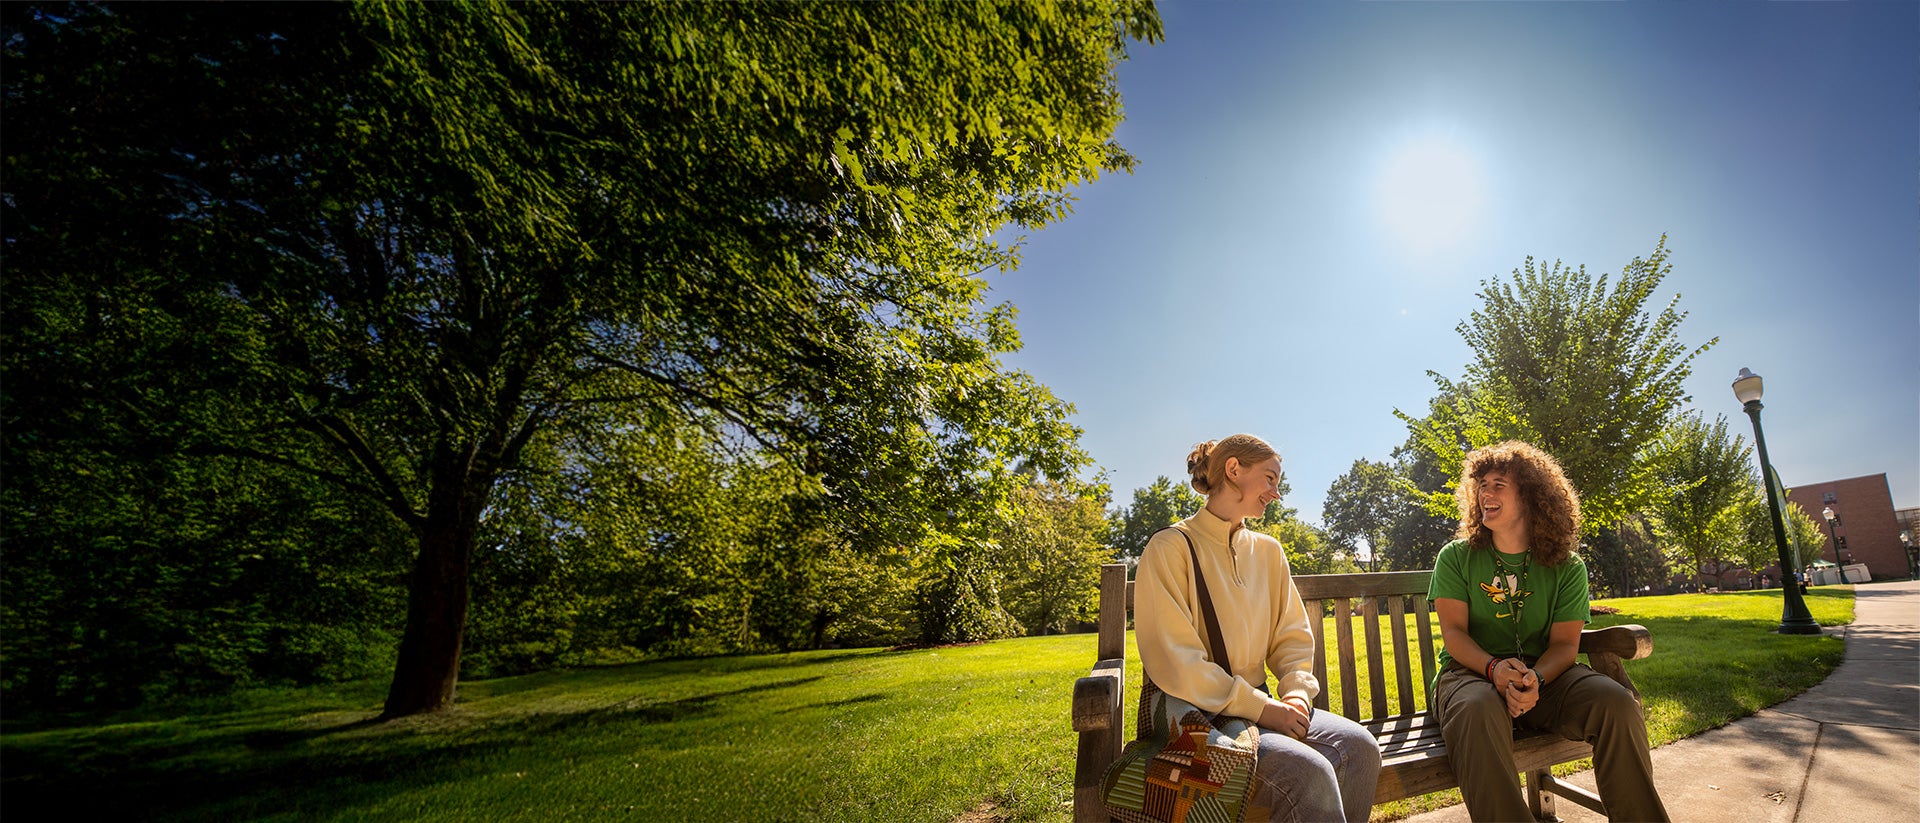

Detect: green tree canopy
1249,517,1355,577
1378,439,1460,571
1321,452,1456,572
996,477,1114,635
1645,412,1754,586
4,1,1162,716
1321,459,1401,570
1737,482,1829,578
1108,476,1204,560
1587,518,1668,598
1397,236,1718,532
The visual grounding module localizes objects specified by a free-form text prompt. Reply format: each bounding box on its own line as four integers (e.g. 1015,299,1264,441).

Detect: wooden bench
1071,564,1654,822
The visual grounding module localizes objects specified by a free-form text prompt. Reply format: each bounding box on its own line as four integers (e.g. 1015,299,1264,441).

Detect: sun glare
1374,135,1486,256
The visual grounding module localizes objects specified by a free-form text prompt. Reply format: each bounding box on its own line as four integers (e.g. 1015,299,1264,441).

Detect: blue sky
987,0,1918,525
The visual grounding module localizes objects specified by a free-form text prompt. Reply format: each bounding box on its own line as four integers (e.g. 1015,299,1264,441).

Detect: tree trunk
381,453,486,718
810,607,834,649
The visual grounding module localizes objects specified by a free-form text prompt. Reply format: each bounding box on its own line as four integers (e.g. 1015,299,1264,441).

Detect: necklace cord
1492,551,1531,653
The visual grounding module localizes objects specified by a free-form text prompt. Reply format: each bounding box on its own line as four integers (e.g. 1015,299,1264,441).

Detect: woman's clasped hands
1489,658,1540,718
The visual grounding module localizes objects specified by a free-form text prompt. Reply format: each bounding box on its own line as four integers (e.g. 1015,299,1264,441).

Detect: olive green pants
1432,663,1670,822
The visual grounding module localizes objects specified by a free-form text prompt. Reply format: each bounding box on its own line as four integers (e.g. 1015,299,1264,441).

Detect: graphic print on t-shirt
1478,572,1531,619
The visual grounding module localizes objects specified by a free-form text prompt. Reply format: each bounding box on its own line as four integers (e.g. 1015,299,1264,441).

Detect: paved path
1399,580,1920,823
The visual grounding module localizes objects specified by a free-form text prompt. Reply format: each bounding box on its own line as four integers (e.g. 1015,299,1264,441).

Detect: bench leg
1074,727,1116,823
1527,768,1557,822
1529,769,1607,821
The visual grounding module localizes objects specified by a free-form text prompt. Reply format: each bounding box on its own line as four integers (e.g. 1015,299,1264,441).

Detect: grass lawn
0,586,1853,822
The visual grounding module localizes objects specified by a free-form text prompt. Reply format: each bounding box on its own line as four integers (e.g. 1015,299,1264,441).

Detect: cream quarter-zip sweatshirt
1135,508,1320,722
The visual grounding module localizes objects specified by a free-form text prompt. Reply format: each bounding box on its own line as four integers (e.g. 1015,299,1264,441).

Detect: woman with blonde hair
1135,434,1380,821
1428,441,1668,821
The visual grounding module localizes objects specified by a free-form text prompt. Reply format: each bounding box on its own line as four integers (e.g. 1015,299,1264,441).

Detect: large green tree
1644,412,1754,587
1322,459,1402,571
1734,483,1828,581
995,478,1113,635
4,1,1161,716
1321,451,1456,572
1587,518,1669,598
1398,236,1717,532
1379,440,1460,572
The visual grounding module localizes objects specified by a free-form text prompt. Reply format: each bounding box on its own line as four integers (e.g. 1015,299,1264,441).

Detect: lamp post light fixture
1820,502,1835,567
1733,368,1822,634
1821,505,1845,567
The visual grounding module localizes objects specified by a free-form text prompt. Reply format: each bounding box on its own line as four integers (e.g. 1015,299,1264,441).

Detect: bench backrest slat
1309,597,1328,710
1332,597,1360,718
1388,594,1415,717
1099,565,1128,662
1414,593,1436,707
1361,595,1387,718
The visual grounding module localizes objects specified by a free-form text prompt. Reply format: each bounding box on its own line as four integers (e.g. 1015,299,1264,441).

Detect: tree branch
182,441,422,530
582,352,806,465
288,402,427,532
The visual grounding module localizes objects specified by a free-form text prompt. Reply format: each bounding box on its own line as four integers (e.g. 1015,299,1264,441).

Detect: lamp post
1733,368,1821,634
1820,506,1844,568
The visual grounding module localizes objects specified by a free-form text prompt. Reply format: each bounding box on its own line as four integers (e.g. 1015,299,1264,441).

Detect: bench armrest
1578,623,1652,701
1073,658,1124,732
1578,624,1652,660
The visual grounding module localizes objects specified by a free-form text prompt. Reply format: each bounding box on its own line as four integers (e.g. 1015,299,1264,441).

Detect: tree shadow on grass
487,674,828,735
800,693,888,711
463,650,878,698
563,648,881,671
241,714,387,750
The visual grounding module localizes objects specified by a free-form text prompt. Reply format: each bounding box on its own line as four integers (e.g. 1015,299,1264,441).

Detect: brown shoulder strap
1157,527,1232,676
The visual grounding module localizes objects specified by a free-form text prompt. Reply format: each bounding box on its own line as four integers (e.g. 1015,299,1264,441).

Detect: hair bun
1186,440,1217,495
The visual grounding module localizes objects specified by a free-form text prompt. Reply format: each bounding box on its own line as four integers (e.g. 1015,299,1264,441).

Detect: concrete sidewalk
1400,580,1920,823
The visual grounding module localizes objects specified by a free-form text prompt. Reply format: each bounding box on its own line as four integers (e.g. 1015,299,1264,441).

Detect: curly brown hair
1453,441,1582,566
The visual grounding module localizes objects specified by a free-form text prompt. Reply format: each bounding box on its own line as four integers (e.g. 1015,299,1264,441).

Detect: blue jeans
1245,710,1381,822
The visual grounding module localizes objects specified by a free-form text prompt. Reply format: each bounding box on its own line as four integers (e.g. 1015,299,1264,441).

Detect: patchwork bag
1099,528,1261,823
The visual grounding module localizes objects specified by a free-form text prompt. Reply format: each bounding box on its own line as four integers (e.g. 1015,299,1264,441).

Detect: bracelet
1484,657,1501,682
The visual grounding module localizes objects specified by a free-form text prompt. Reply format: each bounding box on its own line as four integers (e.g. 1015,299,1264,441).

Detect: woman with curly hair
1428,441,1668,821
1135,434,1381,821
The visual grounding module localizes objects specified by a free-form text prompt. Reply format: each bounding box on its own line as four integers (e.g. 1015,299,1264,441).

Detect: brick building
1783,473,1907,581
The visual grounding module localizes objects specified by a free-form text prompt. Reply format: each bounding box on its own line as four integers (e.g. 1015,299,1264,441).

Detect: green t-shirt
1428,539,1590,689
